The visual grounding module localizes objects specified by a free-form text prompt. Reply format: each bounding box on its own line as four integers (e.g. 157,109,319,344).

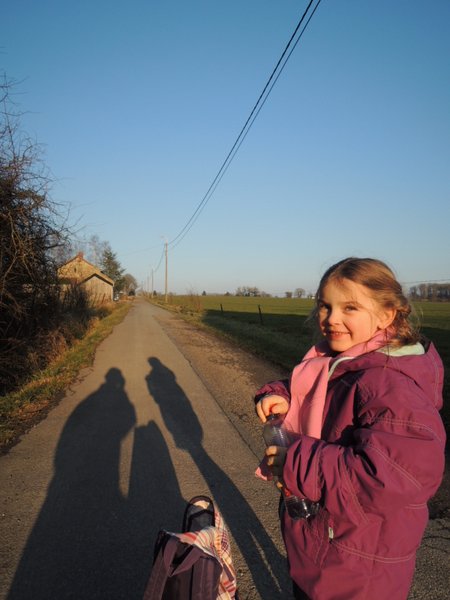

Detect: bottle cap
266,413,281,421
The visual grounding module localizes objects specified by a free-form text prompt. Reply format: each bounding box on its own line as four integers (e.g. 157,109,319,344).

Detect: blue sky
3,0,450,295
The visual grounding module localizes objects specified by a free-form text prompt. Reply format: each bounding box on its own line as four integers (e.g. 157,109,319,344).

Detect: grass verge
0,301,132,454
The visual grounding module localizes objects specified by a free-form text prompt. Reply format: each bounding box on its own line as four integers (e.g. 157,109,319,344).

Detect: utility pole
151,267,154,298
164,241,168,303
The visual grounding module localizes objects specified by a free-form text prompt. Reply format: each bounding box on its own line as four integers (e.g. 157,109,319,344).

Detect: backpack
143,529,222,600
143,496,238,600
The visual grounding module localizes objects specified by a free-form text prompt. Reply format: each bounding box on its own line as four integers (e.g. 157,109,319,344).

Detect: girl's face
317,278,395,352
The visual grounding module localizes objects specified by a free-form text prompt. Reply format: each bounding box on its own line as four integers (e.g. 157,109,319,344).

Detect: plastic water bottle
263,413,318,520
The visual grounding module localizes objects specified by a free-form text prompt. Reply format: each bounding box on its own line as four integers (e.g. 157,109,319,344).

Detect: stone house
58,252,114,304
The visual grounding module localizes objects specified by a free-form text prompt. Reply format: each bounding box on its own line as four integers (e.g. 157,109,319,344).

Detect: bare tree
82,234,108,267
123,273,137,294
0,75,73,392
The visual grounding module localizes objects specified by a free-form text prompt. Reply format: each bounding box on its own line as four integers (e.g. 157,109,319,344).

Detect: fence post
258,304,264,325
220,303,224,315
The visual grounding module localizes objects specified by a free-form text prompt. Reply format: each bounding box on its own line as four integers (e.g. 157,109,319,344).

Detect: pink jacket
255,341,446,599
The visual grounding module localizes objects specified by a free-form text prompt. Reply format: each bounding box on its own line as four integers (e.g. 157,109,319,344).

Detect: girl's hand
256,394,289,423
265,445,288,479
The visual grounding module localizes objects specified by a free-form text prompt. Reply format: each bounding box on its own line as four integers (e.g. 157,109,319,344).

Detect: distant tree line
409,283,450,302
235,286,270,297
234,286,307,298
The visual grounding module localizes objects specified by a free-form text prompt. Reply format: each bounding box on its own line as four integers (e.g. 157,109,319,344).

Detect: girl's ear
377,309,396,331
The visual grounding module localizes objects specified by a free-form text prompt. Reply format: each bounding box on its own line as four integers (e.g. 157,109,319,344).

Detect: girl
255,257,446,600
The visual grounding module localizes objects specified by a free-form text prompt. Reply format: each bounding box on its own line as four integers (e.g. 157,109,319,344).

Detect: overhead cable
168,0,323,250
153,243,165,273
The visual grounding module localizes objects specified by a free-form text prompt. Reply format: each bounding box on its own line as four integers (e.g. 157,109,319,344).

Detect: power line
153,243,165,273
168,0,323,250
401,279,450,285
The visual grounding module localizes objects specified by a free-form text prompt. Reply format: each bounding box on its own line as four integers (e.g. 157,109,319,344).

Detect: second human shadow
146,357,291,599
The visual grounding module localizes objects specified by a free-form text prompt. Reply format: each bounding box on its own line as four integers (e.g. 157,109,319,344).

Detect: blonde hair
315,257,419,346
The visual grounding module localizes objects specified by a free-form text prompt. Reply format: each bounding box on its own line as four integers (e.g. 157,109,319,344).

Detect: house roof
83,272,115,286
58,252,114,286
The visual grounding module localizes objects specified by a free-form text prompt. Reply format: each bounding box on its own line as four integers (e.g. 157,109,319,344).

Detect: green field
160,294,450,435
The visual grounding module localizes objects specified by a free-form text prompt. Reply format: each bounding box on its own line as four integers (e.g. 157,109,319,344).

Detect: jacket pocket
304,508,333,567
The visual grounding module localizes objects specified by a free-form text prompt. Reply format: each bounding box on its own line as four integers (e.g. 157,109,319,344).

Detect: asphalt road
0,299,448,599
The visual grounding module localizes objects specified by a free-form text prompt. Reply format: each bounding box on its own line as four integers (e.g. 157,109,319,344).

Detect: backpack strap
191,554,222,600
143,533,178,600
164,539,203,576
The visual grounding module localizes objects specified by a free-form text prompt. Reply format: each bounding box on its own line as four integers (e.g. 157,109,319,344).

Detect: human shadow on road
146,357,291,599
7,368,183,600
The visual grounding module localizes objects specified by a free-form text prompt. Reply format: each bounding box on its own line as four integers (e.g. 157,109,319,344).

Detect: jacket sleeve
282,370,446,521
254,379,291,405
